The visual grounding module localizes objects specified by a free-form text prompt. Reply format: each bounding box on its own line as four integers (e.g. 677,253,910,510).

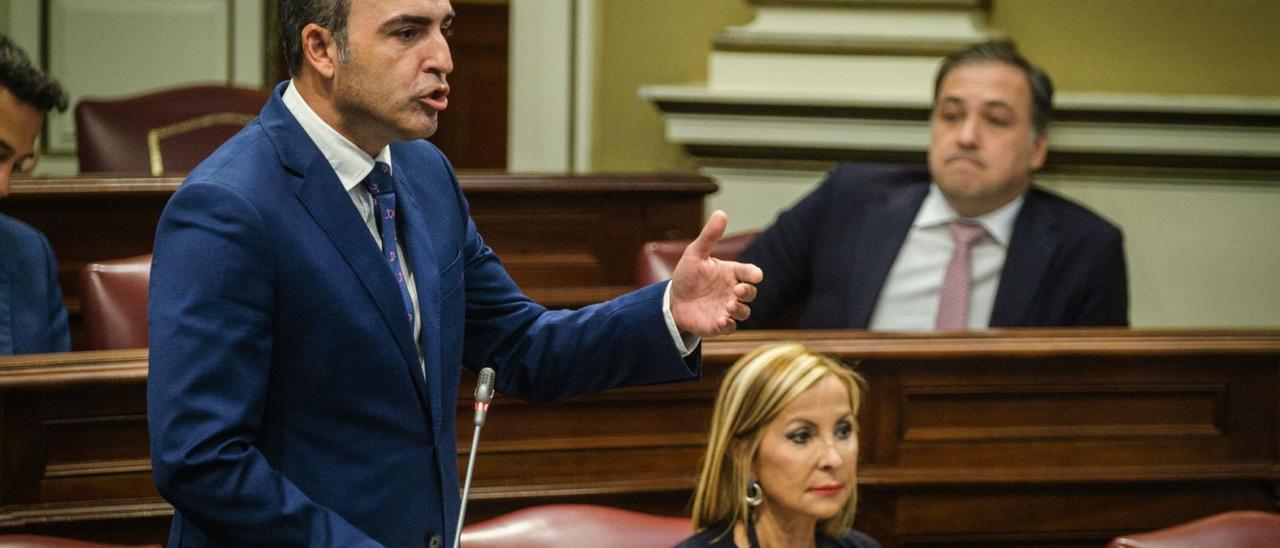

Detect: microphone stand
453,367,495,548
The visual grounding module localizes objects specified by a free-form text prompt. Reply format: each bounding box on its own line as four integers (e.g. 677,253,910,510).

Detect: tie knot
363,162,393,197
947,220,988,247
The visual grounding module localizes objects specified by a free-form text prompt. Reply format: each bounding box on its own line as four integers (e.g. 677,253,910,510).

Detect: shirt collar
913,183,1025,246
282,80,393,192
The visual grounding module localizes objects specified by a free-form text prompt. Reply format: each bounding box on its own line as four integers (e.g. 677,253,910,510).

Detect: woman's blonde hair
690,342,866,538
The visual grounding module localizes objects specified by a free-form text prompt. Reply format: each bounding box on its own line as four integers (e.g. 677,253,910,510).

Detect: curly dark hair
0,33,68,113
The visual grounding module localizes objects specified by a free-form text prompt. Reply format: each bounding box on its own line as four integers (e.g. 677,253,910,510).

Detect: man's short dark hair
279,0,352,77
0,33,68,113
933,40,1054,137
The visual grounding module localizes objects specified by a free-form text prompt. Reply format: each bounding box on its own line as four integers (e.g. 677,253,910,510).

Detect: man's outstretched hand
669,210,764,337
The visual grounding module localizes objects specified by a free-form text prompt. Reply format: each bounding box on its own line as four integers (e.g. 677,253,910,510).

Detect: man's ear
300,22,339,79
1029,131,1049,171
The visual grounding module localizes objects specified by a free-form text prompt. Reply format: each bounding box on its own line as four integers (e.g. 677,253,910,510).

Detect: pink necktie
935,221,989,330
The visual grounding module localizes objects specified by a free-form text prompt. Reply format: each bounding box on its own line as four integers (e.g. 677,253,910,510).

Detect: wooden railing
1,329,1277,546
3,173,715,348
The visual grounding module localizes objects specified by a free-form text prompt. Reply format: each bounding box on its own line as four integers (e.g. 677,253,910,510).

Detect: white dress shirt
281,82,696,360
869,184,1024,330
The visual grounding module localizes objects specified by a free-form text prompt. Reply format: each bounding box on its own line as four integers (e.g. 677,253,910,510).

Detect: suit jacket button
428,534,442,548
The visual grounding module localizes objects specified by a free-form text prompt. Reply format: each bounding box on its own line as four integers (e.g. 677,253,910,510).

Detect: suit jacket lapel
293,160,423,372
261,84,428,404
391,165,441,429
846,183,928,327
992,189,1060,327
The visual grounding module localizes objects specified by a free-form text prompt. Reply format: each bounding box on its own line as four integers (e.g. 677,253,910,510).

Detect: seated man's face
926,61,1048,218
0,86,43,198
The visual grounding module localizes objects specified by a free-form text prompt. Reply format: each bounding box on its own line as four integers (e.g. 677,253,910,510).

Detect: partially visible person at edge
0,33,70,355
146,1,763,546
739,41,1128,331
677,343,880,548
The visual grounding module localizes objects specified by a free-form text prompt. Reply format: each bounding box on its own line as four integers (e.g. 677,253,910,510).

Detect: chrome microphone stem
453,423,483,548
454,367,494,548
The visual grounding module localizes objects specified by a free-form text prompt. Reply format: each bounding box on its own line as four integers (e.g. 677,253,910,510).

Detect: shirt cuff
663,282,700,357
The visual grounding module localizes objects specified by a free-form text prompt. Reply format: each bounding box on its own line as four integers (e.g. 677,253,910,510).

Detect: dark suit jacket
0,213,69,354
739,163,1129,329
147,82,698,547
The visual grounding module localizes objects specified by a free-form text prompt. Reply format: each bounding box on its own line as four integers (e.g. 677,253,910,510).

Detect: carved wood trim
747,0,985,9
700,329,1280,359
0,498,172,527
9,173,718,195
0,350,148,390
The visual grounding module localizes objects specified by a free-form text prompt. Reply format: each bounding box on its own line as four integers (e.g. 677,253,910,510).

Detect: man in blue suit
0,34,70,355
740,42,1128,330
146,1,762,547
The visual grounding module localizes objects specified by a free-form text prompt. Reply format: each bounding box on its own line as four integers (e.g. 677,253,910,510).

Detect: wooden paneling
0,330,1277,545
433,2,509,169
2,173,714,349
0,350,164,545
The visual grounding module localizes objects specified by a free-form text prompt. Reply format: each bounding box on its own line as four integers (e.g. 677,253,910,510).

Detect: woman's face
752,374,858,524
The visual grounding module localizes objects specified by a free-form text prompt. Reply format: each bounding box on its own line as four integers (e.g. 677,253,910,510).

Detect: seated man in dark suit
740,41,1128,330
0,34,70,354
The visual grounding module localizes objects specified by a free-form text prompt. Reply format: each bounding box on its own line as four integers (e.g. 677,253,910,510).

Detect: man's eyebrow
380,14,432,29
981,100,1016,112
380,11,454,30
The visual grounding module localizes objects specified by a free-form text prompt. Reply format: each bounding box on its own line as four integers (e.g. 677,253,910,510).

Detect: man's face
0,86,43,198
926,61,1048,218
331,0,454,150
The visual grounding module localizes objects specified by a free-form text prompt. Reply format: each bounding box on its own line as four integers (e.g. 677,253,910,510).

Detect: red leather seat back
79,254,152,350
0,534,159,547
459,504,692,548
74,84,270,174
636,230,759,287
1108,510,1280,548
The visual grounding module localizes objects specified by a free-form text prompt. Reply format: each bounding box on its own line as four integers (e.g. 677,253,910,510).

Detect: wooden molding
2,329,1279,544
714,33,985,57
747,0,986,9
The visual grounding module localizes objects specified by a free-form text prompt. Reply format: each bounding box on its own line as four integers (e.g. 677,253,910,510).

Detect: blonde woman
677,343,878,548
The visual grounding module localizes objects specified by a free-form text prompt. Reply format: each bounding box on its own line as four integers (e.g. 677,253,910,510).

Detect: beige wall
1039,177,1280,327
590,0,753,172
599,0,1280,172
991,0,1280,96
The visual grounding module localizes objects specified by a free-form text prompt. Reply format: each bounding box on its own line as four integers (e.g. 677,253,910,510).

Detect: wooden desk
1,330,1277,546
3,173,715,347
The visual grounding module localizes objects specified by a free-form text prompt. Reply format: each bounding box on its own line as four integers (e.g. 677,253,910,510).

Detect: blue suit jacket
147,83,698,547
0,213,69,354
739,163,1129,329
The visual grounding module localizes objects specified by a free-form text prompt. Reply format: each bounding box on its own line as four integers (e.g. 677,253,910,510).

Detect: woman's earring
745,479,764,507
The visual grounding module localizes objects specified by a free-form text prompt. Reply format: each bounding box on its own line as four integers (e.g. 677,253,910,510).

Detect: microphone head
475,367,495,403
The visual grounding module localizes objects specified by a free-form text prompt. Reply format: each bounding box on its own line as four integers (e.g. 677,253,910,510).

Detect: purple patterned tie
363,161,415,325
935,220,989,330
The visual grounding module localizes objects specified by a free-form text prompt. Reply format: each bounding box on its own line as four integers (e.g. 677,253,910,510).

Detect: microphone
473,367,495,427
453,367,495,548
